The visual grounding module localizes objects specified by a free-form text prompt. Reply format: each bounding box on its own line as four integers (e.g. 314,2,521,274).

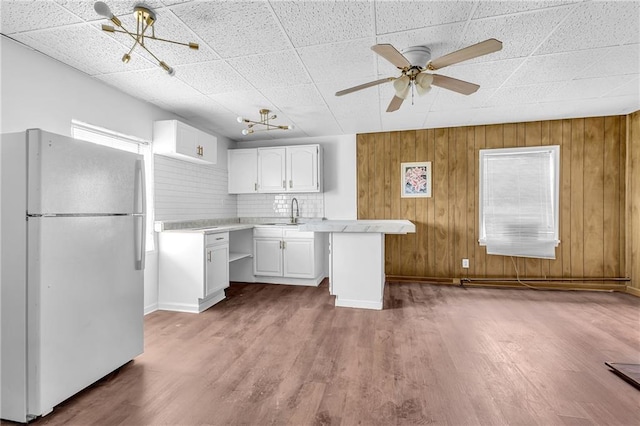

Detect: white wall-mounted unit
228,144,322,194
227,149,258,193
153,120,217,165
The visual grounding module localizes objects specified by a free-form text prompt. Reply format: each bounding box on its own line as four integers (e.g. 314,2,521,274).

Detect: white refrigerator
1,129,145,422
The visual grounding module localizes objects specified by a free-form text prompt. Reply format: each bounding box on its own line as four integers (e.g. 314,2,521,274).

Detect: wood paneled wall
629,111,640,291
357,117,628,282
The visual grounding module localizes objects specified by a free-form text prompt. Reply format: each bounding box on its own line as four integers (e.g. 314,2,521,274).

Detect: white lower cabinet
159,231,229,313
253,227,325,286
206,235,230,297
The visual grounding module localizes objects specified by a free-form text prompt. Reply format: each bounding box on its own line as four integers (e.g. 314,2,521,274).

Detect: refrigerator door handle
134,159,146,270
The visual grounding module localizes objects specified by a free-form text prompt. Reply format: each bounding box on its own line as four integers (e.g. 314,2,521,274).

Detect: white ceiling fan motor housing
401,46,432,68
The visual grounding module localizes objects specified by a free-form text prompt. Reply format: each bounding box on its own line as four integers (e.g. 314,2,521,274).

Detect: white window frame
479,145,560,259
71,120,155,252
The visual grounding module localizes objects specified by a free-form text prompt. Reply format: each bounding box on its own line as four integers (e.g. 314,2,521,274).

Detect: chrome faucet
291,197,299,224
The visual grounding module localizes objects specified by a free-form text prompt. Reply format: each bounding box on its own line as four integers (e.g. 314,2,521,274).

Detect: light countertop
298,220,415,234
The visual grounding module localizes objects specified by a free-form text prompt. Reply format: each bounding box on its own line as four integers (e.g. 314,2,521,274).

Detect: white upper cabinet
229,144,321,194
228,149,258,194
153,120,217,164
287,145,319,192
257,147,287,192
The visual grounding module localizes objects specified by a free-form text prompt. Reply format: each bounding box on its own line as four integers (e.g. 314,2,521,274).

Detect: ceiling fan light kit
238,109,293,136
336,38,503,112
94,1,199,76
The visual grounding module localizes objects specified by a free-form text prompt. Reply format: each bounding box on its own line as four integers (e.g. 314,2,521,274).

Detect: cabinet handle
289,180,292,188
279,241,282,249
254,182,257,191
282,180,286,189
282,241,286,249
216,237,224,240
207,250,211,262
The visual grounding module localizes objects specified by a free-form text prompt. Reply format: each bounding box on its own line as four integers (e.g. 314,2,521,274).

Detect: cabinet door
283,239,315,278
206,244,229,297
258,148,286,192
253,238,283,276
176,121,199,158
228,149,258,193
197,130,217,164
287,146,318,192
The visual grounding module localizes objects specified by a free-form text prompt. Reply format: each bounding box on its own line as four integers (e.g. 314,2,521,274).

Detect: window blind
479,145,560,259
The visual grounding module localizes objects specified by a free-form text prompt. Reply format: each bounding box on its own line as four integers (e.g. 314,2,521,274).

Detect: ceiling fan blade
428,38,502,70
335,77,394,96
386,95,404,112
431,74,480,95
371,44,411,69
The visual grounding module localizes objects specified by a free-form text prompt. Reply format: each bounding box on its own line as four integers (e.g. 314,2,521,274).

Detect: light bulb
392,75,411,98
237,116,244,123
241,129,250,136
415,73,433,96
287,124,294,130
94,1,113,18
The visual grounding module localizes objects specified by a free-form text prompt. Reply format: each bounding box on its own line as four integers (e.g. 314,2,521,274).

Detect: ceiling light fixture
94,1,199,76
237,109,293,136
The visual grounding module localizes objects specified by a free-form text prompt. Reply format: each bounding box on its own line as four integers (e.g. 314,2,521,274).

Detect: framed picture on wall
401,162,432,198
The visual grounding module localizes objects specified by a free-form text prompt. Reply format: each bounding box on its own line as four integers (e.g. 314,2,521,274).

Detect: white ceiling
2,0,639,141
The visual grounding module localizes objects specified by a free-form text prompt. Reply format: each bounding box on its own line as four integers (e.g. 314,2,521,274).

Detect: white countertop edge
298,220,415,234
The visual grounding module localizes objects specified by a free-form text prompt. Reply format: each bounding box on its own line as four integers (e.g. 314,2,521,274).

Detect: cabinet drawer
284,229,314,239
206,232,229,245
253,227,283,238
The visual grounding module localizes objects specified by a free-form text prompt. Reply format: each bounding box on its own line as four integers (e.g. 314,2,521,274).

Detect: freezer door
27,129,144,215
27,215,143,417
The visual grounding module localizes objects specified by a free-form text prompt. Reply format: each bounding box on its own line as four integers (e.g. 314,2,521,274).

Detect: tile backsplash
154,155,237,221
237,193,325,218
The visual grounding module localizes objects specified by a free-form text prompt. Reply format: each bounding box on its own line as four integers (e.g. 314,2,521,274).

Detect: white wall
237,134,357,220
0,36,235,313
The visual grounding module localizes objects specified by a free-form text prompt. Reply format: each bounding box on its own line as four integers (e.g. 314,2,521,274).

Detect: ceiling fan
335,39,503,112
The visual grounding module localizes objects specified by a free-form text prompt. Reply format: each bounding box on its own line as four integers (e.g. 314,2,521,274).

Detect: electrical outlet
462,258,469,268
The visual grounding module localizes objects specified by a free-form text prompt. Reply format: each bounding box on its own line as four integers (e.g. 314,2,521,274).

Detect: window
71,120,155,251
479,145,560,259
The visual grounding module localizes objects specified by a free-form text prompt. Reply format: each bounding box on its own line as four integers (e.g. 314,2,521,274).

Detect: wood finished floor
16,281,640,425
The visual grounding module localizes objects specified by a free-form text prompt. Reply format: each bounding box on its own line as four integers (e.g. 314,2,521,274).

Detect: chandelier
94,1,198,76
237,109,293,135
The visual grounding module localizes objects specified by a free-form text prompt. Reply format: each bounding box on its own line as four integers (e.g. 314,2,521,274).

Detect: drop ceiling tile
261,84,326,109
1,0,81,34
375,22,467,74
375,1,473,35
535,96,640,119
227,50,310,89
151,94,234,119
271,1,372,47
536,1,640,55
473,1,577,19
462,8,569,61
430,87,496,111
339,115,384,134
424,109,476,129
542,75,639,102
503,50,599,87
484,82,566,107
470,104,544,126
576,44,640,79
380,111,429,132
55,0,166,21
441,58,523,89
11,25,154,75
97,68,201,103
605,76,640,98
208,90,277,118
284,106,343,136
298,38,377,84
170,1,289,58
174,61,253,94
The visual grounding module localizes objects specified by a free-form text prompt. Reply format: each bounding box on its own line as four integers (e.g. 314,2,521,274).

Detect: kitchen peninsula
299,220,415,310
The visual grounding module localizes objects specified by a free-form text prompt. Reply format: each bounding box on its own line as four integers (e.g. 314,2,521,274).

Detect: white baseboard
144,303,158,315
335,297,383,310
252,275,324,287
